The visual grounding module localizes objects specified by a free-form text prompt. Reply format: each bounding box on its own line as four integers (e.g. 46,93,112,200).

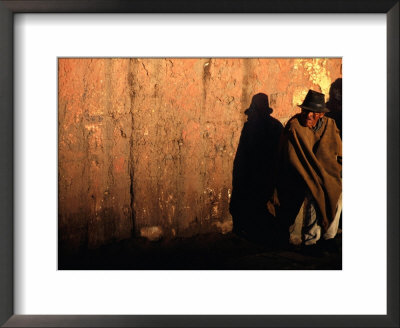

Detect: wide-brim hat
298,89,330,113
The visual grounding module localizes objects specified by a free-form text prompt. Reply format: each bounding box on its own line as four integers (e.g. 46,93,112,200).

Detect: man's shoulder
284,114,302,131
322,116,341,136
324,116,336,124
323,116,339,130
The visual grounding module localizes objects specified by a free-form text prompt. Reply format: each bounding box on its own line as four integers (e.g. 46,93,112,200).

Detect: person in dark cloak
325,78,342,138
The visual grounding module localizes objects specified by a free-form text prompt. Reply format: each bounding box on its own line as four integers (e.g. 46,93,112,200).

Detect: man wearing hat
276,89,342,248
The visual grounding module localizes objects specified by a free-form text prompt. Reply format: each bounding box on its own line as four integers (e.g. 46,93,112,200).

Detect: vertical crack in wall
202,58,211,103
201,58,212,224
241,58,252,115
105,59,116,240
153,59,162,227
128,59,137,236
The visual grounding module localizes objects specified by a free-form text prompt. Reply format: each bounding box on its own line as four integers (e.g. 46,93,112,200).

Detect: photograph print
58,58,342,270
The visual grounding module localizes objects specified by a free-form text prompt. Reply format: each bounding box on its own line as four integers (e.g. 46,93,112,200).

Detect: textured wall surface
58,58,342,250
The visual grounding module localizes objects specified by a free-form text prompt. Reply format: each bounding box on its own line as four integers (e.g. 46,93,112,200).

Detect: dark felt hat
298,90,330,113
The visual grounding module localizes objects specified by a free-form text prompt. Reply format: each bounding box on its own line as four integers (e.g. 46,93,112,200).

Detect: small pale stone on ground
140,226,163,241
213,220,233,234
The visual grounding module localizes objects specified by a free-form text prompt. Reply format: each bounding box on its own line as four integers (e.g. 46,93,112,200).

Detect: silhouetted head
245,93,273,116
298,90,329,128
329,78,342,103
326,78,342,112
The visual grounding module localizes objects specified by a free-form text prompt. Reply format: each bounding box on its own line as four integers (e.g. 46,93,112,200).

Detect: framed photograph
1,1,398,327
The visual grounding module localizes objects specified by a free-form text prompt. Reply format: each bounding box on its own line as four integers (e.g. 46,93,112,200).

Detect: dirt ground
59,232,342,270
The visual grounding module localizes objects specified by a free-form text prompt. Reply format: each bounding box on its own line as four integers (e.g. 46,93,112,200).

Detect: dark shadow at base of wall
58,232,342,270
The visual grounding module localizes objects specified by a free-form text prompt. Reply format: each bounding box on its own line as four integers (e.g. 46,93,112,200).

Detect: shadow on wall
229,93,284,243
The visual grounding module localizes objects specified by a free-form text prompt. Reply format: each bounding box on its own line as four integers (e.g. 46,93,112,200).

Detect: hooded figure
276,90,342,247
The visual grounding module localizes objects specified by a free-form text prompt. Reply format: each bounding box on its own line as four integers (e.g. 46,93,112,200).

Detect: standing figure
326,78,342,138
276,90,342,249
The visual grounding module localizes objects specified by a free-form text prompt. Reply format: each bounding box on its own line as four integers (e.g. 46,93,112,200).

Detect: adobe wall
58,58,342,250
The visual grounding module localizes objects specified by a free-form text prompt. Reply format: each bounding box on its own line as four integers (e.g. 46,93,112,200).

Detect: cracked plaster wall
58,58,342,250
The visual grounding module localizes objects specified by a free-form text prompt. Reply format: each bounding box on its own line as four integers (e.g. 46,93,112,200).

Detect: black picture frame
0,1,398,327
